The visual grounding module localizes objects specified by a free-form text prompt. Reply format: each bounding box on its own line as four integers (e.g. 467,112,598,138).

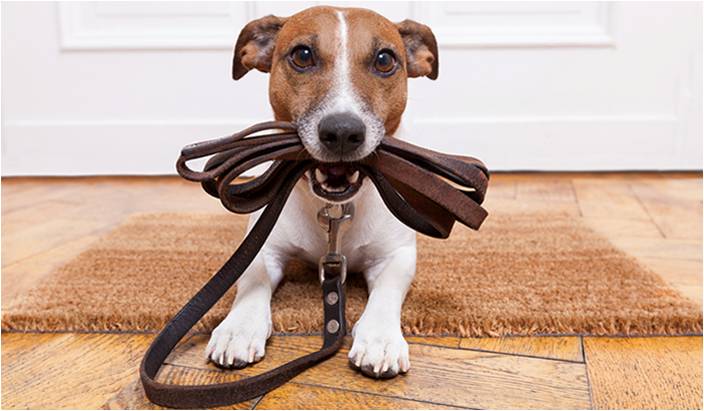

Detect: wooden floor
2,173,702,409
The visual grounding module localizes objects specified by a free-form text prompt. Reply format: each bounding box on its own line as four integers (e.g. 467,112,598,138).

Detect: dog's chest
268,180,414,272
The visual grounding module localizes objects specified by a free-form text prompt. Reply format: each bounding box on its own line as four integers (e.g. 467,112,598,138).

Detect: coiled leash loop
140,122,489,408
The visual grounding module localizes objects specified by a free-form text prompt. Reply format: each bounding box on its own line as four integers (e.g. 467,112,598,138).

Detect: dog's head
233,6,438,202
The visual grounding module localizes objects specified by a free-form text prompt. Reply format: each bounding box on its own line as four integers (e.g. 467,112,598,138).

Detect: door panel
2,1,701,174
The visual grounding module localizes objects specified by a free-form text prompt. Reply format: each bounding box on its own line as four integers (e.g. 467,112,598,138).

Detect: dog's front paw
348,316,410,379
205,307,271,369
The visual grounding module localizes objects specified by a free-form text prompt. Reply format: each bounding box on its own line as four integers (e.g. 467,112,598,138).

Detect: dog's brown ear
396,19,439,80
232,15,287,80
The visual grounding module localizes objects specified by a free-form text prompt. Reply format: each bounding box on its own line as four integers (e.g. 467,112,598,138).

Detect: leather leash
140,121,489,408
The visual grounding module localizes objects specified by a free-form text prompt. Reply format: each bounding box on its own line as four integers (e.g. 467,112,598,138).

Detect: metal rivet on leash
326,319,340,334
325,291,339,305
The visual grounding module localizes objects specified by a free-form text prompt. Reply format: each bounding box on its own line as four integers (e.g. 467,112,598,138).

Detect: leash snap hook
317,203,354,284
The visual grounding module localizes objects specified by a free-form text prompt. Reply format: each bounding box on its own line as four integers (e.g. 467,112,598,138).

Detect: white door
2,1,701,175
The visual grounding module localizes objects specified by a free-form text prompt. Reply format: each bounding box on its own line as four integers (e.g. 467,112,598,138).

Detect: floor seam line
569,179,584,217
581,336,596,409
629,181,667,238
289,380,477,409
250,394,264,409
451,345,585,364
158,363,476,409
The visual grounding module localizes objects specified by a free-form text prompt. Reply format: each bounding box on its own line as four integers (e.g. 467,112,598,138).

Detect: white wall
2,1,701,175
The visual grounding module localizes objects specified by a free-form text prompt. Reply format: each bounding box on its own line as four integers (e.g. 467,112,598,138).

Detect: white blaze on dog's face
232,6,438,202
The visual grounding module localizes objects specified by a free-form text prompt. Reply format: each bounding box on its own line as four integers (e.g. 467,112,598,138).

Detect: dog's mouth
308,163,364,202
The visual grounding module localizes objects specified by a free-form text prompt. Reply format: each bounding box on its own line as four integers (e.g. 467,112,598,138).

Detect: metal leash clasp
317,203,354,284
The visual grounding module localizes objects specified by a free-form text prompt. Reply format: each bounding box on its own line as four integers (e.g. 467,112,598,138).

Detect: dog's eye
373,50,396,75
289,46,315,70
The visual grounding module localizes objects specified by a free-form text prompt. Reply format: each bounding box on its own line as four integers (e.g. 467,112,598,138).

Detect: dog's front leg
205,250,284,368
349,244,416,378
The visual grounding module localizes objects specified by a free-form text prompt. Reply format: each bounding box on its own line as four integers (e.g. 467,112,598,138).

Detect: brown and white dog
205,6,438,379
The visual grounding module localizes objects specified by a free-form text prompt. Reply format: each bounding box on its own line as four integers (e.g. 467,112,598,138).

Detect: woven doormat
3,212,701,337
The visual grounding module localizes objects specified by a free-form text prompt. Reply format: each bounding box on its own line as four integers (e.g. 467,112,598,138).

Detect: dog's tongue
318,164,351,188
320,164,348,177
327,165,347,177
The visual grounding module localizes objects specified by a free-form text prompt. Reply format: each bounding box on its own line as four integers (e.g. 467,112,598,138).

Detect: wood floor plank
580,216,664,239
458,336,583,362
573,178,651,219
103,379,175,410
1,180,36,197
256,381,460,409
104,366,455,410
584,336,703,410
405,336,460,348
516,179,578,203
607,237,702,261
103,369,256,410
487,197,581,216
670,284,703,306
482,178,516,199
630,179,702,240
1,333,68,363
1,333,152,410
2,184,86,215
1,233,101,304
1,217,113,267
167,335,591,409
636,258,702,304
492,178,583,218
1,180,225,271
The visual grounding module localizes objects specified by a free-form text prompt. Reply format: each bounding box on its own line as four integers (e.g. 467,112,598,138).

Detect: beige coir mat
3,212,701,337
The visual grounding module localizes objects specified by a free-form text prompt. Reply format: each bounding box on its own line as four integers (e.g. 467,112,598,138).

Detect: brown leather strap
141,121,489,408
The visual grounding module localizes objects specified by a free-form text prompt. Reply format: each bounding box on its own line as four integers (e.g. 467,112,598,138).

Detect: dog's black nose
318,113,366,155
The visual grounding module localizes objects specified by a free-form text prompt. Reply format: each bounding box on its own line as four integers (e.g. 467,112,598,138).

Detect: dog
205,5,438,379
